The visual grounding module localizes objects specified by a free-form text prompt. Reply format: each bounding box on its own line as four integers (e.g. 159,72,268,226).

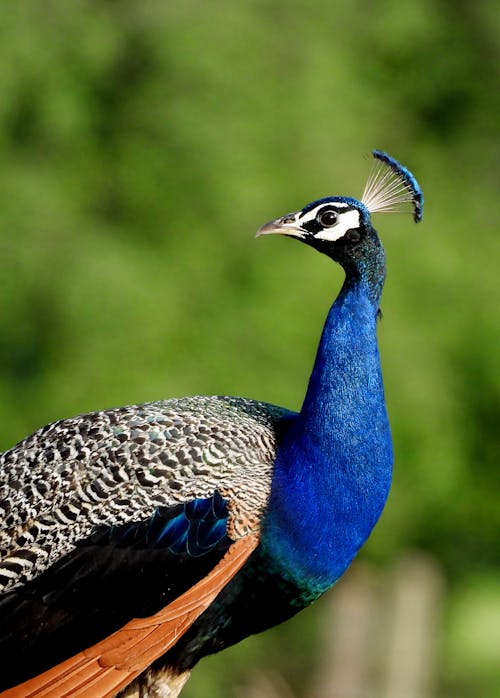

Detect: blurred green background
0,1,498,697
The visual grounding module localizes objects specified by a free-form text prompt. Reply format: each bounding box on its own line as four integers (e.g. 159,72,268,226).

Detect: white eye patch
316,209,361,241
299,207,361,242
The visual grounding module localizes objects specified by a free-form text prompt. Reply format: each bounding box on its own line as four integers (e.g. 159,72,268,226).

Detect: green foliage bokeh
0,1,498,696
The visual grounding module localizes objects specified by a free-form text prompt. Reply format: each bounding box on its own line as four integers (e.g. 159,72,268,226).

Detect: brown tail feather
1,534,259,698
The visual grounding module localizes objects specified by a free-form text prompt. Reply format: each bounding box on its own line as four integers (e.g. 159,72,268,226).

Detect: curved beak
255,213,305,239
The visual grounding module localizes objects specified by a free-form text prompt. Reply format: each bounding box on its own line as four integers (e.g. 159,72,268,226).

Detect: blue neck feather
262,236,393,595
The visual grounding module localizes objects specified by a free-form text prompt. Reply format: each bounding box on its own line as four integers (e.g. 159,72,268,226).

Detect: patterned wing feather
0,395,294,692
0,395,292,592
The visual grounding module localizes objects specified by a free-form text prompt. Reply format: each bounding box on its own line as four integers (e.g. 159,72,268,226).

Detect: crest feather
361,150,424,223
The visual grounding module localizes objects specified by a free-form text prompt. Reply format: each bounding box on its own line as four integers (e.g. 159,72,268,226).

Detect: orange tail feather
1,534,259,698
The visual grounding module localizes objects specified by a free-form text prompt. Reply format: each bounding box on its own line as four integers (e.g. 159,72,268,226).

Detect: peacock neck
299,230,387,441
262,242,393,596
300,271,383,425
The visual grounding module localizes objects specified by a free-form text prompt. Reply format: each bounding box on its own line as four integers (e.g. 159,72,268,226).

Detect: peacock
0,151,423,698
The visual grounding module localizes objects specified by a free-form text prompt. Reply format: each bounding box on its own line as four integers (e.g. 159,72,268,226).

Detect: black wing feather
0,494,231,690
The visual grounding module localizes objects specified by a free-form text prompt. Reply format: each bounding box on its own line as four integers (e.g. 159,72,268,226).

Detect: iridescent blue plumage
95,492,230,556
262,215,392,597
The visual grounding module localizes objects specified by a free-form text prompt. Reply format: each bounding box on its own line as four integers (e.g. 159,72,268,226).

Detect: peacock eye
317,209,338,227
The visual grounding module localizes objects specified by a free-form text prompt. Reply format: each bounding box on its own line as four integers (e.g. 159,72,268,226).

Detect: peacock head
257,151,423,274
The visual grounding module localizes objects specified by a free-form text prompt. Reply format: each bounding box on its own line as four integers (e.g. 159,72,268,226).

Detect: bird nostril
282,215,295,224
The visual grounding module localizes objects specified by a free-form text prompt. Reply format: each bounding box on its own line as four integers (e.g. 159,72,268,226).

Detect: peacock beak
256,214,305,238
